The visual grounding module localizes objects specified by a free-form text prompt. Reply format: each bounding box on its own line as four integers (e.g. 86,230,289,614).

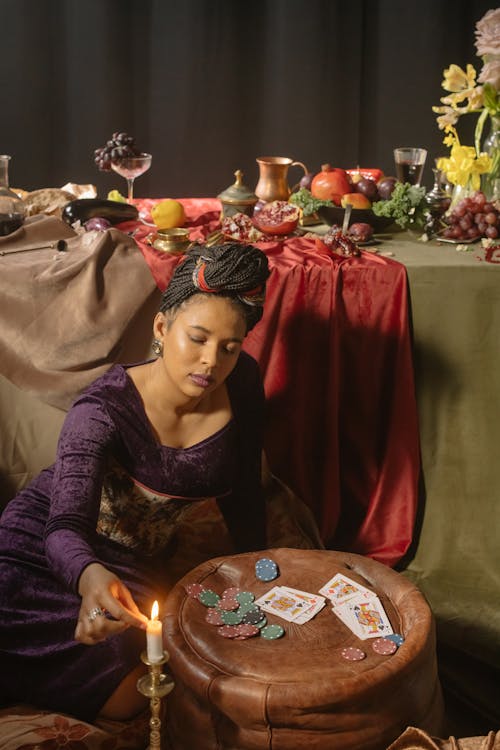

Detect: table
133,199,421,568
381,234,500,731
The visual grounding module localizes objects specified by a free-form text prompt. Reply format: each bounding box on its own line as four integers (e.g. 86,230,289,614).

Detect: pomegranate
253,201,300,235
311,164,352,206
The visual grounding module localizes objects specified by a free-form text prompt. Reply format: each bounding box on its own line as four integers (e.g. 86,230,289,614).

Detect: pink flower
475,8,500,57
478,58,500,90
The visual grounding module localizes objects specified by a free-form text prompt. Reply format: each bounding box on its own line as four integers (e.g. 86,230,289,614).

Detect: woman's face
153,295,247,400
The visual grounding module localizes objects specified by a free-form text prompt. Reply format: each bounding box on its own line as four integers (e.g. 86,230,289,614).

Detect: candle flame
151,600,159,621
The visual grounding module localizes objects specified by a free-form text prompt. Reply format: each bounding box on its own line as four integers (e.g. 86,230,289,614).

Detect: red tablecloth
127,198,420,567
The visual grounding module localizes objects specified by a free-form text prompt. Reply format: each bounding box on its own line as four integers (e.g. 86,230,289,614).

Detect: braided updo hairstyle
159,243,270,332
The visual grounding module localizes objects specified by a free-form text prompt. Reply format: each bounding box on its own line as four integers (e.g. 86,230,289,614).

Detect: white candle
146,600,164,663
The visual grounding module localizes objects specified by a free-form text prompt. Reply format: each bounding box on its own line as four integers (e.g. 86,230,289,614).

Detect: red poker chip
222,587,240,599
372,638,397,655
218,597,239,611
206,609,224,626
185,583,204,599
234,623,259,639
218,625,240,638
341,647,366,661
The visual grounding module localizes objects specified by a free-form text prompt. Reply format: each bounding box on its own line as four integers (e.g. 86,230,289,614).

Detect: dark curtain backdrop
1,0,495,198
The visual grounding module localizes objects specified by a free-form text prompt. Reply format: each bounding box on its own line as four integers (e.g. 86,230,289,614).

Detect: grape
92,131,143,172
440,190,500,240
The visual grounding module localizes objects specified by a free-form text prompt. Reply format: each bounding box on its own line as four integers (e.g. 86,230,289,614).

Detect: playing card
319,573,375,605
292,597,326,623
280,587,324,608
255,587,312,622
331,600,358,633
344,593,393,640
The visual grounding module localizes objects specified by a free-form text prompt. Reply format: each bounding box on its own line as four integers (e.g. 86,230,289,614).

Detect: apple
341,193,372,209
311,164,352,206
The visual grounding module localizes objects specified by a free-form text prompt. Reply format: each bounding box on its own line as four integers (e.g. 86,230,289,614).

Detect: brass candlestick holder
137,651,174,750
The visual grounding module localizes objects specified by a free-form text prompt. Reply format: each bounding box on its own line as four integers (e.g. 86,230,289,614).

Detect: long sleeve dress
0,351,265,721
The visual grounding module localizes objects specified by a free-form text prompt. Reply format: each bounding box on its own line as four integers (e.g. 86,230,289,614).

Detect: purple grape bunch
93,132,141,172
441,191,499,241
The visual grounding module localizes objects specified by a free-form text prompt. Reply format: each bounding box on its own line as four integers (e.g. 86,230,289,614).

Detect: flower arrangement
433,7,500,198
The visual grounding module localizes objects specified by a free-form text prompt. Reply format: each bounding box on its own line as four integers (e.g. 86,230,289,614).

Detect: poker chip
236,601,260,616
255,616,267,629
222,587,241,599
234,623,259,639
198,589,220,607
341,647,366,661
372,638,397,655
205,609,225,626
260,624,285,640
185,583,204,599
241,608,265,625
218,625,240,638
385,633,405,646
235,591,255,606
221,610,243,626
218,597,239,611
255,557,279,582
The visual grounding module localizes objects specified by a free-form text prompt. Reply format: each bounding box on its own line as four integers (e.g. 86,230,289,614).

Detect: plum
355,177,379,201
377,177,398,200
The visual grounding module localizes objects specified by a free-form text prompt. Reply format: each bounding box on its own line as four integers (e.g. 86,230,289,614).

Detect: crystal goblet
111,152,152,202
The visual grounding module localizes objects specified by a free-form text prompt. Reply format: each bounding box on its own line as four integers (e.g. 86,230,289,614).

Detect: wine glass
111,153,152,202
393,147,427,186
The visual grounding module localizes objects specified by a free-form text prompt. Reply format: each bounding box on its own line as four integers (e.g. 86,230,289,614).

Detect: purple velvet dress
0,352,265,721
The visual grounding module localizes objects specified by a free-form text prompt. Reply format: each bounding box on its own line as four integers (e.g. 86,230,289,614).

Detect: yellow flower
442,63,477,92
437,126,491,188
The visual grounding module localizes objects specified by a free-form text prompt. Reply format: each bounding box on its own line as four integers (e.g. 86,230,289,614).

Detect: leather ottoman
162,549,444,750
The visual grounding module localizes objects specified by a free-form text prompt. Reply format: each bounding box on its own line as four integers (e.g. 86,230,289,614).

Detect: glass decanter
0,155,25,236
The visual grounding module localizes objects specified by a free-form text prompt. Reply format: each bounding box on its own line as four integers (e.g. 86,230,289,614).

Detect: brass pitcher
255,156,308,202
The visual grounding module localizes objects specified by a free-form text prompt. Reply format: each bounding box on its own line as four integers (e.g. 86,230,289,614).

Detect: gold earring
152,339,163,357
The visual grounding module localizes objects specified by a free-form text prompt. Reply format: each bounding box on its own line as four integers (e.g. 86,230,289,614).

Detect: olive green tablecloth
387,234,500,735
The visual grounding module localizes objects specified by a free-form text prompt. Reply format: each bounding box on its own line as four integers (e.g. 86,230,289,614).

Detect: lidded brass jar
217,170,258,219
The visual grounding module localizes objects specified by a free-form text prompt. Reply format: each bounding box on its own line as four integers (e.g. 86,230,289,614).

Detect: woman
0,242,270,722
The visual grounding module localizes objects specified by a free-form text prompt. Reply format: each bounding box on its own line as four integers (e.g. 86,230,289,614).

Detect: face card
280,587,324,608
344,593,393,640
292,597,326,623
319,573,375,605
255,587,311,622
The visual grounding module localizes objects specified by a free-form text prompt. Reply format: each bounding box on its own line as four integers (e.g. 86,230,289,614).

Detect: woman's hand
74,562,148,645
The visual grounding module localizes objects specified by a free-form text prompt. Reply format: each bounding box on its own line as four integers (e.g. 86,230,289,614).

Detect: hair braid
159,243,270,331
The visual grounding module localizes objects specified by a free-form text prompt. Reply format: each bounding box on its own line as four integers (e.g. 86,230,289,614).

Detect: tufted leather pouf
162,548,444,750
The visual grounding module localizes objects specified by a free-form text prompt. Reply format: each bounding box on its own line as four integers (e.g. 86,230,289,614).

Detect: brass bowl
152,227,191,254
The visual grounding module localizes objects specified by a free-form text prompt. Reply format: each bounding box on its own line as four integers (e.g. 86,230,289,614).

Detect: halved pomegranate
253,201,300,235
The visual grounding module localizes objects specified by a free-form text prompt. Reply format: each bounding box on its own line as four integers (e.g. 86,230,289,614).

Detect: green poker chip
236,591,255,606
221,610,243,625
198,589,220,607
260,624,285,640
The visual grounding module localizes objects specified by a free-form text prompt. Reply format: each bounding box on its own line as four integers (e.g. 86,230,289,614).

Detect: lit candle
146,600,164,663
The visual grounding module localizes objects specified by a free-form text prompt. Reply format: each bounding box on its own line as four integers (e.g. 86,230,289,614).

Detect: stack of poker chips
185,583,285,641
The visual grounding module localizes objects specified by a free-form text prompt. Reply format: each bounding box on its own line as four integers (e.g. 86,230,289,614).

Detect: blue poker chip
255,557,279,582
385,633,405,647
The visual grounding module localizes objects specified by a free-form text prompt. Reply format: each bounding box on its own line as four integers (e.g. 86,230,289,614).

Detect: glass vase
0,155,25,236
481,114,500,201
